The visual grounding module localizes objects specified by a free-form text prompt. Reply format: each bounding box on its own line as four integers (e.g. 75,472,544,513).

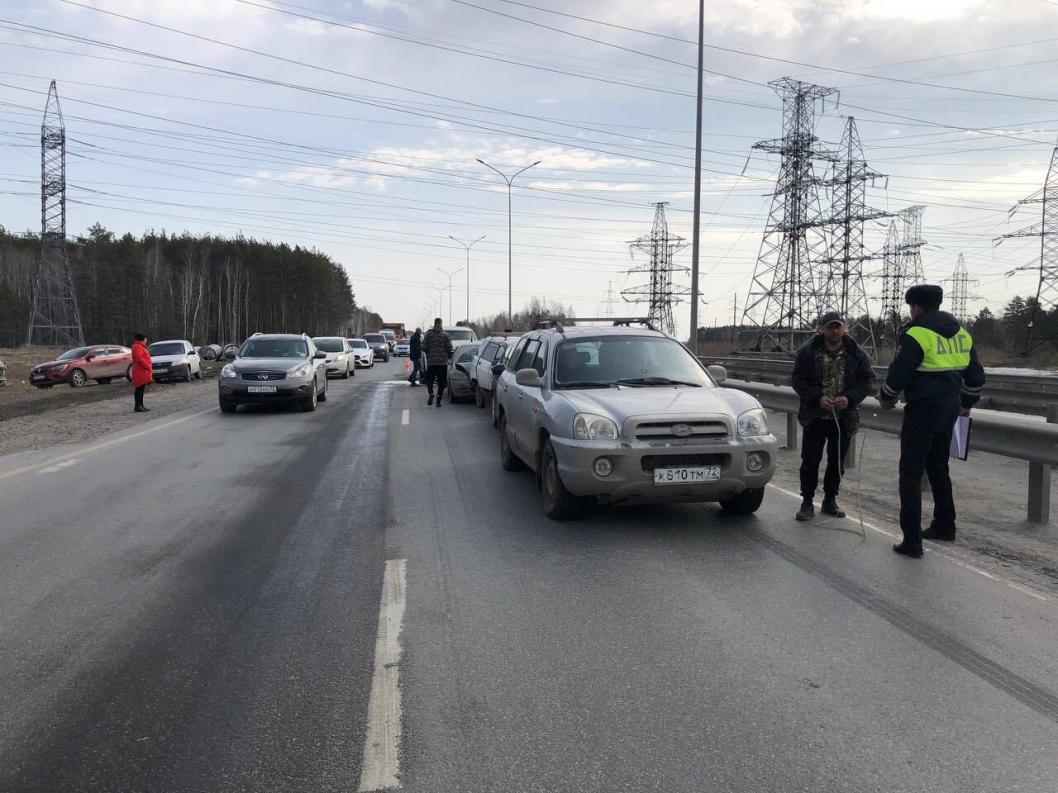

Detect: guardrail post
785,412,798,451
1027,405,1057,523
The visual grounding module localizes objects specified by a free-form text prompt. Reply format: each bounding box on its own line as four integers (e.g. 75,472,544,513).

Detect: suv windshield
240,338,309,358
149,342,185,356
553,336,713,389
312,338,345,353
364,334,385,344
349,339,369,349
447,329,475,341
58,347,91,360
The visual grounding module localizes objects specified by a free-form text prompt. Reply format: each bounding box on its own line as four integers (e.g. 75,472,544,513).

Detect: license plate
247,385,277,393
31,374,45,381
653,466,721,485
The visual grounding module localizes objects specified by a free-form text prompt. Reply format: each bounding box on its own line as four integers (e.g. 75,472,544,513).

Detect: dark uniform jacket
880,310,986,409
409,332,422,359
422,328,453,367
791,334,876,430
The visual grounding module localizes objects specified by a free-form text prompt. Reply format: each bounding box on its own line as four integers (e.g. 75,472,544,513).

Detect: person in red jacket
130,333,153,413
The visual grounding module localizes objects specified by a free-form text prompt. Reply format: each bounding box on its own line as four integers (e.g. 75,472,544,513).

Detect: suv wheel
219,398,237,413
499,413,525,471
473,381,486,408
541,441,588,521
302,383,318,412
719,487,765,515
317,378,328,402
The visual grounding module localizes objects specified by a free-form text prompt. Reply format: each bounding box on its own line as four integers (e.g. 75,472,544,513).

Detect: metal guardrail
722,379,1058,524
702,355,1058,417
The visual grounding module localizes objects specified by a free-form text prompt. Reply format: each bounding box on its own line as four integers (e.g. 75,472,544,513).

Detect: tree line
0,224,357,348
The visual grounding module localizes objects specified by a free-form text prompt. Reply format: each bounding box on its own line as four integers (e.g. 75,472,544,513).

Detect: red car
30,345,133,388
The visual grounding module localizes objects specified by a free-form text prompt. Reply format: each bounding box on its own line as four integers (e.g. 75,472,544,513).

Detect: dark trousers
424,364,447,398
799,417,852,502
408,357,422,384
899,401,959,547
134,385,146,409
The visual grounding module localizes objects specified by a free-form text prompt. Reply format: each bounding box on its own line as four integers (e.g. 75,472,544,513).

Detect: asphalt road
2,356,1057,792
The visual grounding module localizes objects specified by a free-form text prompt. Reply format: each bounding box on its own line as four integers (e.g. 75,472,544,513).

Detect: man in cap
791,311,876,522
879,285,986,558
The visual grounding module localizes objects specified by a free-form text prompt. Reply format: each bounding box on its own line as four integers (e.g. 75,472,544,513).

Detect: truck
380,322,406,340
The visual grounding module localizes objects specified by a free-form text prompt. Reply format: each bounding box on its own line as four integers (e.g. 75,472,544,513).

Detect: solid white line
400,409,409,426
358,559,408,792
0,406,217,482
37,459,81,475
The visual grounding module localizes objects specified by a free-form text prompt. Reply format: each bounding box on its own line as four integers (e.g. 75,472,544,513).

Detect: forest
0,224,356,348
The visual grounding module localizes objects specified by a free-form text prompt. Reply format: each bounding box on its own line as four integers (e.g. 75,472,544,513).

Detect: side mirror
515,368,542,388
455,363,468,375
85,354,96,361
314,351,327,359
491,363,505,378
707,364,728,384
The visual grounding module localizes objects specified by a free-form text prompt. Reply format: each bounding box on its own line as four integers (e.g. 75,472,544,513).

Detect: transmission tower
599,280,617,318
944,253,978,322
622,202,688,335
741,78,839,353
817,117,887,359
876,205,927,347
26,80,83,348
996,141,1058,351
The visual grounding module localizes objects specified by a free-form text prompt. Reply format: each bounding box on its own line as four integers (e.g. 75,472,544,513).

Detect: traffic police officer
879,284,986,558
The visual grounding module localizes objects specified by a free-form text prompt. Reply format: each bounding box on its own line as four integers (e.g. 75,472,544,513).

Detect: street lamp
448,234,486,323
476,158,541,329
436,267,463,325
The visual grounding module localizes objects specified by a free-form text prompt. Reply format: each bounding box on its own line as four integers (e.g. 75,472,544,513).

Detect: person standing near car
407,327,423,386
879,285,985,558
421,318,452,407
791,312,875,522
131,332,153,413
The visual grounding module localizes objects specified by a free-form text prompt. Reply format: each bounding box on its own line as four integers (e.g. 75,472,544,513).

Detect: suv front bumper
549,434,779,504
219,378,314,403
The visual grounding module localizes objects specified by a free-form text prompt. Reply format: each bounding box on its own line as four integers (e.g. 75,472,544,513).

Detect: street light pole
476,158,541,329
436,267,463,325
689,0,704,354
448,234,486,323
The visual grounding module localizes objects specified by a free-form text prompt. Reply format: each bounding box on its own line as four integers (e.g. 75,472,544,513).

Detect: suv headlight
737,408,769,437
335,353,346,361
221,364,237,378
573,413,619,441
289,363,312,379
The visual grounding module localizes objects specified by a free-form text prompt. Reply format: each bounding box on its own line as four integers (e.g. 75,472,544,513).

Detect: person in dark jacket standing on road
130,333,153,413
879,285,986,558
407,327,423,386
421,318,453,407
791,312,876,522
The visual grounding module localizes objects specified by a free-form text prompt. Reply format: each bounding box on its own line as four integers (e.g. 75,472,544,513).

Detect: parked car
446,342,480,402
0,358,6,387
471,336,512,409
312,336,355,379
445,326,478,350
218,333,328,413
379,329,397,351
363,333,390,362
348,338,375,368
491,323,778,520
30,345,132,388
149,339,201,383
490,338,522,428
393,338,411,357
198,344,222,361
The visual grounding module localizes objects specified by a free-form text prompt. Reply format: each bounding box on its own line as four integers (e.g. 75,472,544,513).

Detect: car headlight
335,354,346,361
289,363,312,379
737,408,769,437
221,364,237,378
573,412,619,441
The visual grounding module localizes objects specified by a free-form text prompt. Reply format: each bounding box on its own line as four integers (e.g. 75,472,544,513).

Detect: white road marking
358,559,408,792
766,484,1051,603
0,406,217,482
400,409,409,426
37,459,81,475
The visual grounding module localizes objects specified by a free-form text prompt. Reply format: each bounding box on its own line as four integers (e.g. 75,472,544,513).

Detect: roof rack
569,317,660,332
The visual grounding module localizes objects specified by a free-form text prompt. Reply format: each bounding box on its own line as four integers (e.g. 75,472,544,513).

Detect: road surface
1,358,1056,792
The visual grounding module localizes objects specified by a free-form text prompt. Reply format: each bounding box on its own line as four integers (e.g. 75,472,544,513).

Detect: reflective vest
906,326,973,372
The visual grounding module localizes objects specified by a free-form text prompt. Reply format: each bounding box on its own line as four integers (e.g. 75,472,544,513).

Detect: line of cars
26,340,205,389
440,320,779,521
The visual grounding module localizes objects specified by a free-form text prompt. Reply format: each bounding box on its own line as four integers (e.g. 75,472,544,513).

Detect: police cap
904,284,943,309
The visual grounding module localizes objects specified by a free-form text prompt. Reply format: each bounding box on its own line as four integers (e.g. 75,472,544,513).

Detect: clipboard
949,415,972,461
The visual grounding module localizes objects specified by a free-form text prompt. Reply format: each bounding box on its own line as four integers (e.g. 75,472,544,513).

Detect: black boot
892,541,923,558
436,394,443,407
821,498,846,518
922,525,956,542
427,393,434,406
795,500,814,521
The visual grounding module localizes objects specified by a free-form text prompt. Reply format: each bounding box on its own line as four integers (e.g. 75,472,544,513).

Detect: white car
348,338,375,368
470,336,514,409
445,326,478,350
312,336,355,379
394,339,411,356
148,339,201,383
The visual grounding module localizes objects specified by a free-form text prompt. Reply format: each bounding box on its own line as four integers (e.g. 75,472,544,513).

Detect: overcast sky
1,0,1056,332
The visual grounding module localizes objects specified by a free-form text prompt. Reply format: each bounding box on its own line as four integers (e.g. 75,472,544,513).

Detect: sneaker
795,501,814,521
821,499,846,518
427,394,434,406
922,526,957,542
892,542,923,559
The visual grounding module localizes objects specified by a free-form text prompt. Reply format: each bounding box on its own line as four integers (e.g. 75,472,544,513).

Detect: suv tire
719,487,765,515
473,381,485,408
541,441,588,521
499,413,526,471
317,379,328,402
219,398,237,413
302,384,318,412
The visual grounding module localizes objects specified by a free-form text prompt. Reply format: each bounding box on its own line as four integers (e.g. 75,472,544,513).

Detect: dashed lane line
401,409,410,426
0,406,218,482
358,558,408,792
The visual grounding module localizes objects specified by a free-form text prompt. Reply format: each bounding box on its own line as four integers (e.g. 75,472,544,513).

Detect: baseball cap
818,311,845,329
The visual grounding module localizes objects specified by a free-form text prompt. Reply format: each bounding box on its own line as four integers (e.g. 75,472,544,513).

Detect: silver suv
218,334,328,413
492,322,778,520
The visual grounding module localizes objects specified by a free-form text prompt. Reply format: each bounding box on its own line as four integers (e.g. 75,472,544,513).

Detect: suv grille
641,454,728,472
634,420,727,441
241,371,286,381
